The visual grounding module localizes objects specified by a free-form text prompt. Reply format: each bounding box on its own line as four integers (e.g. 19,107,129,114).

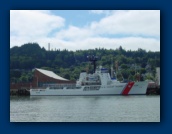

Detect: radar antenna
87,55,98,73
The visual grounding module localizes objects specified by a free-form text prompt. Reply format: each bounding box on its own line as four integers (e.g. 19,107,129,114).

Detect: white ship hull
30,81,148,96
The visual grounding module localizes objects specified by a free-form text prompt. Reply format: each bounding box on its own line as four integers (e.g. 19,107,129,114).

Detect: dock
146,86,160,95
10,88,30,96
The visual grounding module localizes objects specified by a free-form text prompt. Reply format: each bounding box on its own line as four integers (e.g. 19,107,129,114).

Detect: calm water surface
10,95,160,122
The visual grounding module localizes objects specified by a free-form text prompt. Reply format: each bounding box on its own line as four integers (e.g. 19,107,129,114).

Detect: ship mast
87,55,98,73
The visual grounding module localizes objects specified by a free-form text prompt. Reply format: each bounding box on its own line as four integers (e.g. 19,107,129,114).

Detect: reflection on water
10,95,160,122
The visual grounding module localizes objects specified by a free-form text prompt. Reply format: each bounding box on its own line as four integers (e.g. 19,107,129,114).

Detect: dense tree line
10,43,160,82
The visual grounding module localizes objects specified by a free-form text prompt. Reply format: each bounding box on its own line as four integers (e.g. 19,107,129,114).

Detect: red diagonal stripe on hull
122,82,135,95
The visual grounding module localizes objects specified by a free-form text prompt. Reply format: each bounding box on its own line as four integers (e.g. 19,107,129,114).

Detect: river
10,95,160,122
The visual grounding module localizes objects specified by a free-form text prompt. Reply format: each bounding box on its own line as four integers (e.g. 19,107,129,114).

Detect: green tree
64,74,70,80
121,64,128,70
10,43,160,81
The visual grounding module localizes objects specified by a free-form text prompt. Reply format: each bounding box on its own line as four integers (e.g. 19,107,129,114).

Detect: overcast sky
10,10,160,51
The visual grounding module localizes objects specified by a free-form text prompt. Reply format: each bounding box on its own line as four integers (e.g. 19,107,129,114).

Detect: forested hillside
10,43,160,83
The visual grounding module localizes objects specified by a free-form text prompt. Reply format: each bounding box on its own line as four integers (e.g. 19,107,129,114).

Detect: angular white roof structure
35,68,69,81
